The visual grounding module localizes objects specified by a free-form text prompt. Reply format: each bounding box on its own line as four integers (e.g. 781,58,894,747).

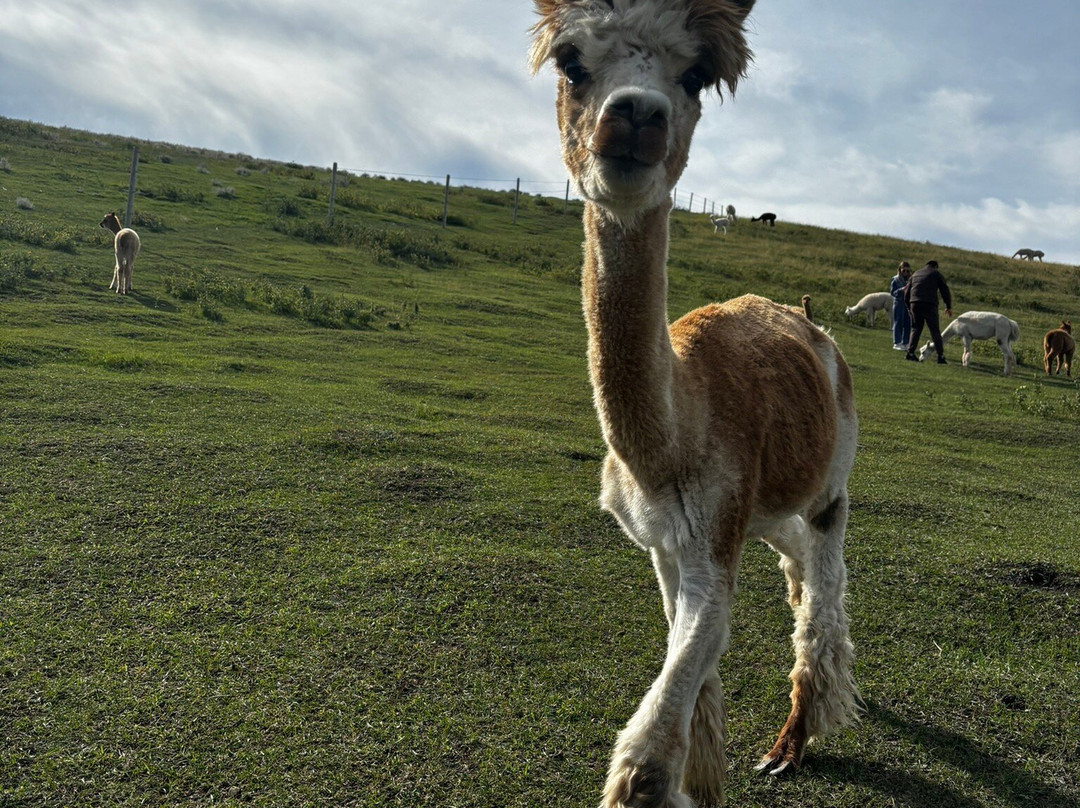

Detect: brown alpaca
530,2,860,806
99,212,140,295
1043,320,1075,376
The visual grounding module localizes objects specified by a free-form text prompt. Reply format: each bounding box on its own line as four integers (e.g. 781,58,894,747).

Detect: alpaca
800,294,814,323
1043,320,1075,376
844,292,893,327
709,213,729,234
530,3,861,806
917,311,1020,375
725,203,736,222
99,212,140,294
1012,248,1044,261
751,211,776,225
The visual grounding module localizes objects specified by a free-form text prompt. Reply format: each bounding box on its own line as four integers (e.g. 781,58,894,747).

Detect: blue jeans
892,300,911,346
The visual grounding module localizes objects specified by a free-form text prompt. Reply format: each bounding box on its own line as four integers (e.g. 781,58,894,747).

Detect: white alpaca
918,311,1020,375
99,212,140,295
844,292,893,327
709,213,729,234
530,3,860,806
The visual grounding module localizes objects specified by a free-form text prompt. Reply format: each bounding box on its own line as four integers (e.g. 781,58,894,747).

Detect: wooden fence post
442,175,450,227
124,147,139,228
512,178,521,224
327,161,338,223
564,179,570,214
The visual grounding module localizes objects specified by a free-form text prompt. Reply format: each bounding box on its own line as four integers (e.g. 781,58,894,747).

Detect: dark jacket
904,265,952,309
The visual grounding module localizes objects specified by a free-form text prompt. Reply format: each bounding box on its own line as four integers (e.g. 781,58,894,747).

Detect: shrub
140,185,205,204
214,186,237,200
235,167,251,177
15,197,34,211
0,157,10,172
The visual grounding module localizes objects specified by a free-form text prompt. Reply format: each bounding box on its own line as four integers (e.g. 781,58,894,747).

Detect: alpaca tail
1010,320,1020,344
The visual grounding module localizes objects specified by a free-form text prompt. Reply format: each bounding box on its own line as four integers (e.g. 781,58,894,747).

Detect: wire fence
118,147,729,229
330,163,729,224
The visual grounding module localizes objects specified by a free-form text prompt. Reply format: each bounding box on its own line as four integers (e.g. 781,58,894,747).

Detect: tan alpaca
99,212,140,294
530,2,860,806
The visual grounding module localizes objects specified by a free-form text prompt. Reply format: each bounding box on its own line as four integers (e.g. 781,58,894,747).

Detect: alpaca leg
603,552,733,808
758,497,861,774
649,548,728,807
1001,341,1016,375
110,264,120,292
961,335,972,366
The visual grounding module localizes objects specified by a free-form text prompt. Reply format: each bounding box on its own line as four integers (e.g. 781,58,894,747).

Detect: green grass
1,115,1078,807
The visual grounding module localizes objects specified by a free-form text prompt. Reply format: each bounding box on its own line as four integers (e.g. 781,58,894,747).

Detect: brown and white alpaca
1043,320,1074,376
530,2,860,806
99,212,140,294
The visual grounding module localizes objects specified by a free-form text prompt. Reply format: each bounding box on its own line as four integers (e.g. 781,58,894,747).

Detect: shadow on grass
128,289,179,313
810,701,1074,808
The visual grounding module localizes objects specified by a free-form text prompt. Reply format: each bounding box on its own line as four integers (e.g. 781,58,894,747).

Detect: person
904,260,953,363
890,261,912,349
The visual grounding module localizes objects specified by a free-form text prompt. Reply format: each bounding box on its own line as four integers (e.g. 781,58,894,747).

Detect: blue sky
1,0,1078,264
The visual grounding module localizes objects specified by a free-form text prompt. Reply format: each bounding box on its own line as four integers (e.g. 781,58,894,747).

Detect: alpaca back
116,229,141,268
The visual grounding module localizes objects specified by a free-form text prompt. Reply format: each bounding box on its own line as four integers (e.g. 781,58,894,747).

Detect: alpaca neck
581,200,678,472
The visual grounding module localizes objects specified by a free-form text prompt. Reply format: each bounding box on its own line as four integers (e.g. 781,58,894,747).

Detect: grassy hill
2,115,1078,808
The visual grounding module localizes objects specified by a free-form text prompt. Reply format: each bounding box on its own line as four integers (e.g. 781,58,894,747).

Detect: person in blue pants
890,261,912,350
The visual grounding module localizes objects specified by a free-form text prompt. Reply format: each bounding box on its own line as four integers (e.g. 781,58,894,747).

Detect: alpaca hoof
602,761,693,808
754,755,799,776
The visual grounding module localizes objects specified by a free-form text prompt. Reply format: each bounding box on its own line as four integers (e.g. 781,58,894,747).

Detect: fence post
124,146,139,228
702,197,707,214
687,192,694,213
512,177,521,224
564,178,570,214
327,161,338,223
442,175,450,227
672,187,678,209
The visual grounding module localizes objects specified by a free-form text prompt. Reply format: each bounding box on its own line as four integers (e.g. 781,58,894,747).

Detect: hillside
2,116,1078,808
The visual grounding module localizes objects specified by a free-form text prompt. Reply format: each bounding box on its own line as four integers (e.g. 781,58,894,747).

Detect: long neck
581,201,678,471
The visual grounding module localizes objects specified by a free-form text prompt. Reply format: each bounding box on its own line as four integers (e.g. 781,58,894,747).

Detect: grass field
1,115,1078,807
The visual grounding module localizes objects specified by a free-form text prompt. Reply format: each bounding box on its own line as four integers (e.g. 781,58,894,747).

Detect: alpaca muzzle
590,89,670,167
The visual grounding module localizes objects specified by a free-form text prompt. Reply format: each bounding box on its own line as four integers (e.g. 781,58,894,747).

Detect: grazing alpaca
709,213,729,234
801,294,814,322
751,211,776,225
99,212,140,294
917,311,1020,375
530,2,861,805
725,203,736,221
1043,321,1075,376
1012,248,1044,261
844,292,893,328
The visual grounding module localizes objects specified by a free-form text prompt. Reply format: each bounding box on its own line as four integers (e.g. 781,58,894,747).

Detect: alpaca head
1062,320,1073,334
99,212,122,234
530,0,755,219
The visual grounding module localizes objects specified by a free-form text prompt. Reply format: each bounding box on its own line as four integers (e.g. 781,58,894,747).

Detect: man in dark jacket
904,260,953,363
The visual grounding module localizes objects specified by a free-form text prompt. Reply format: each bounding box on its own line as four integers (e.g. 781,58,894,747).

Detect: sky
1,0,1078,264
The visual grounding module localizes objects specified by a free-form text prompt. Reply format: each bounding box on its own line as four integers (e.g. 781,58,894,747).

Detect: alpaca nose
591,88,671,166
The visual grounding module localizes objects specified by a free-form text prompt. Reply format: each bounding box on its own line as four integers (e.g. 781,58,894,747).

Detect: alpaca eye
560,55,590,86
680,67,708,96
